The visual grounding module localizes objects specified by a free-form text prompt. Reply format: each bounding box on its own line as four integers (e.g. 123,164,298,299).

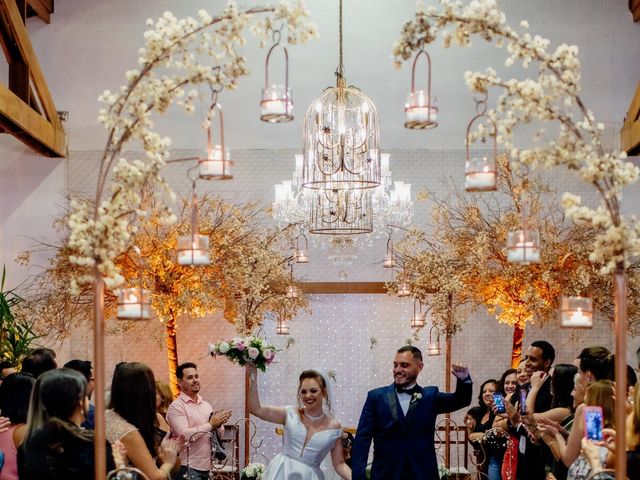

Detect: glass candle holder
276,320,290,335
383,253,395,269
117,287,151,320
411,313,426,329
177,234,211,266
404,90,438,130
465,156,497,192
397,281,411,297
560,296,593,328
286,284,299,299
198,146,233,180
294,249,309,263
427,342,442,356
260,85,293,123
507,230,541,264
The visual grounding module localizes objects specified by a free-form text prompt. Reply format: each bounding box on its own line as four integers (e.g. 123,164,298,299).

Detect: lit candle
383,253,395,268
117,291,150,319
563,308,593,327
261,99,289,116
428,343,441,356
465,172,496,191
178,249,210,266
507,242,541,263
406,106,437,123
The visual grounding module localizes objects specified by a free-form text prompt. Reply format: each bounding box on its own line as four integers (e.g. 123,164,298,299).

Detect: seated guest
155,380,174,435
0,373,35,480
20,348,57,379
106,362,179,480
0,360,16,385
18,368,114,479
64,359,95,429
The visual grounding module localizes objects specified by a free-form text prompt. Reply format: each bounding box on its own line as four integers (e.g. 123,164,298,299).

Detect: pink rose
263,349,275,362
248,347,259,360
236,342,245,352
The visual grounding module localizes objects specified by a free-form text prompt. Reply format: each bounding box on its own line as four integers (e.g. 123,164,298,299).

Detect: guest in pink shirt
166,362,232,480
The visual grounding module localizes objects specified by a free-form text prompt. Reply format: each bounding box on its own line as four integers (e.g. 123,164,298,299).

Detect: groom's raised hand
451,364,471,382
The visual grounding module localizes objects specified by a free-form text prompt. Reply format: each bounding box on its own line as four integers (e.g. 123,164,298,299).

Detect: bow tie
395,384,421,396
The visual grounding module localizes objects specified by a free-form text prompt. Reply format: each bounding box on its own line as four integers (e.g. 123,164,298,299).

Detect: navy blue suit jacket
351,379,472,480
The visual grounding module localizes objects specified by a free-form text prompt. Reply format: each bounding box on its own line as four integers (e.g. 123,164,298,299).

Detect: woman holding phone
465,379,501,480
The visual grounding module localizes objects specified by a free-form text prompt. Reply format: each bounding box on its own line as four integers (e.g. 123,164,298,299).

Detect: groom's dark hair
397,345,423,361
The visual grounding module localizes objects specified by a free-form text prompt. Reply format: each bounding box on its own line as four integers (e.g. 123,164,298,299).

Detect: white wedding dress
264,406,342,480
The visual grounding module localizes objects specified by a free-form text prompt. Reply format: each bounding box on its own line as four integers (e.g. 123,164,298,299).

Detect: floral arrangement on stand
240,462,266,480
209,336,277,372
393,1,639,473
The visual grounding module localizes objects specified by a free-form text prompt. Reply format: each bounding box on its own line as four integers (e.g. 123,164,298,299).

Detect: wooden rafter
621,81,640,155
630,0,640,22
25,0,53,24
0,0,65,157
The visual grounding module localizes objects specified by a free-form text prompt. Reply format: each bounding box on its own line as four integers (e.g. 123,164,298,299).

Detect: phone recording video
520,389,527,414
584,406,604,442
493,393,506,414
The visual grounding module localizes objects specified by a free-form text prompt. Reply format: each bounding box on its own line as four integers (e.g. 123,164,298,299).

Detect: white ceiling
19,0,640,152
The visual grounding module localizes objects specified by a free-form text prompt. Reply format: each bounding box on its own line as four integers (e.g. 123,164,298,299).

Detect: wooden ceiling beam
299,282,389,294
630,0,640,22
25,0,52,24
0,0,65,157
621,81,640,155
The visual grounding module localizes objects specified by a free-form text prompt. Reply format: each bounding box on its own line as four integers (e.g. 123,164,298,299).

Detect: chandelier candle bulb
560,296,593,328
117,288,151,319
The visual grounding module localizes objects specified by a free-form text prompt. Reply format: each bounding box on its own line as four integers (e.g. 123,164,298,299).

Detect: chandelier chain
337,0,344,79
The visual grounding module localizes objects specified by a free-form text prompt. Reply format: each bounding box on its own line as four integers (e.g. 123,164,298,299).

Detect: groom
352,345,472,480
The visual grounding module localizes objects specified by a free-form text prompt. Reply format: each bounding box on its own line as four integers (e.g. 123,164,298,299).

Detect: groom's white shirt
396,382,417,416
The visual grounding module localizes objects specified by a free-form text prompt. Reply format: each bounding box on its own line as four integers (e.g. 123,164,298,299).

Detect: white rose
218,341,230,354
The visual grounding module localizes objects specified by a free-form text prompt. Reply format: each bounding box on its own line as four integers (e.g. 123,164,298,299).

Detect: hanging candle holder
465,93,498,192
411,298,426,329
427,326,442,356
397,280,411,297
294,233,309,263
260,27,293,123
286,261,299,298
178,182,211,266
198,102,233,180
560,296,593,328
117,247,151,320
383,230,395,268
276,318,290,335
506,228,541,265
404,49,438,130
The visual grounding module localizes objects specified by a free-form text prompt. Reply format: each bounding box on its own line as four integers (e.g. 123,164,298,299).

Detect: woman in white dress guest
247,364,352,480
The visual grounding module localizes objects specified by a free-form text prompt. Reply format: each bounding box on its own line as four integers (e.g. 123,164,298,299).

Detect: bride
247,364,352,480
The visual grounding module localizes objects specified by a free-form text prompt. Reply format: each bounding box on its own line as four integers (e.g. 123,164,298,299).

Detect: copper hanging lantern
427,326,442,356
404,49,438,130
411,298,426,329
260,28,293,123
198,103,233,180
465,93,497,192
560,296,593,328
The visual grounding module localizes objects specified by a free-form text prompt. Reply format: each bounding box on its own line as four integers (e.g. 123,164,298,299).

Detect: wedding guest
247,363,351,479
64,360,95,429
0,373,34,480
166,362,231,480
106,362,179,480
499,369,518,401
352,346,472,480
18,368,114,479
466,379,500,480
0,360,16,385
516,358,530,387
155,380,174,435
20,348,57,379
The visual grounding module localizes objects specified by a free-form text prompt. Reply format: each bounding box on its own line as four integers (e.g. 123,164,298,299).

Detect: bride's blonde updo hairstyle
297,370,331,412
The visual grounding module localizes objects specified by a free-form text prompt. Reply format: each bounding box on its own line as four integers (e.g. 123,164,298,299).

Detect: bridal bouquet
208,336,277,372
240,462,265,479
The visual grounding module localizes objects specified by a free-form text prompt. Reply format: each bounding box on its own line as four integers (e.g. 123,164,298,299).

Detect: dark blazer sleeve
435,378,473,414
352,390,376,480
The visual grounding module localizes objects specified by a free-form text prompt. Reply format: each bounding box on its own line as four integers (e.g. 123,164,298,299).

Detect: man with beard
166,362,232,480
352,345,472,480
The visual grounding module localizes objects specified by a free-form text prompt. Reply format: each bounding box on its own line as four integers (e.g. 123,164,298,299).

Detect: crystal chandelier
301,0,381,192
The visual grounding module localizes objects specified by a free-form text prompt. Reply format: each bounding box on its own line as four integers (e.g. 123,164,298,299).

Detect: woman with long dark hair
465,379,499,480
0,373,35,480
106,362,178,480
18,368,114,479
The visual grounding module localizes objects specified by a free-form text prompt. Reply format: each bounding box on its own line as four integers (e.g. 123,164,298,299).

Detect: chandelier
273,153,413,234
301,0,381,192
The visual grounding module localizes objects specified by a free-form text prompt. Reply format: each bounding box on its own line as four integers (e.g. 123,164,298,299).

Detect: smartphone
584,406,604,441
520,389,527,414
493,393,506,414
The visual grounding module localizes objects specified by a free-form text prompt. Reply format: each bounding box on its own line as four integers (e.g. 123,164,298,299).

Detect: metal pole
445,334,452,469
93,271,107,479
614,272,627,480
